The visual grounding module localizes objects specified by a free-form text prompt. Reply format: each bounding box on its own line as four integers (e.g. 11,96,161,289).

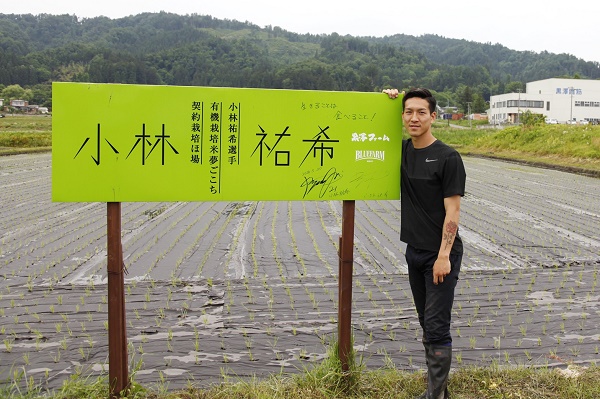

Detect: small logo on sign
356,150,385,162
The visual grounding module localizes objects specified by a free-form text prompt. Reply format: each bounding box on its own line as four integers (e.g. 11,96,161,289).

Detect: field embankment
434,123,600,177
0,115,52,155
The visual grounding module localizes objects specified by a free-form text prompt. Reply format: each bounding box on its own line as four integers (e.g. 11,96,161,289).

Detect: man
385,87,466,399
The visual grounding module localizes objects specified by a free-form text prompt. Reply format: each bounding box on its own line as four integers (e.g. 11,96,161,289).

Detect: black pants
406,244,462,345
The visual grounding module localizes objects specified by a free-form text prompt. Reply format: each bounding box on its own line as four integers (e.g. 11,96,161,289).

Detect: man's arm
433,195,461,284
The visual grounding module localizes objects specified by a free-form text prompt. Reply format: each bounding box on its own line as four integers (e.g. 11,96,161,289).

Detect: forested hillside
376,34,600,84
1,12,598,112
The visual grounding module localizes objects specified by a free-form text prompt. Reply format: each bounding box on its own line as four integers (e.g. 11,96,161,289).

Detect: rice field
0,152,599,394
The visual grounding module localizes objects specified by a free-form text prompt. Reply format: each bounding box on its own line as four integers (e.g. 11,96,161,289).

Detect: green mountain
1,12,598,110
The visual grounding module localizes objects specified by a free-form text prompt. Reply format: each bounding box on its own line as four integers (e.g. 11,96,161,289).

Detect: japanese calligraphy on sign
52,83,402,202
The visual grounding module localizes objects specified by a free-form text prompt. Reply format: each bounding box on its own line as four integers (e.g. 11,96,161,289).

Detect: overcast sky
4,0,600,64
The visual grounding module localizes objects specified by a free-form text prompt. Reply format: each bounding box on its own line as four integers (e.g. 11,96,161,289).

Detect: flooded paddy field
1,153,599,392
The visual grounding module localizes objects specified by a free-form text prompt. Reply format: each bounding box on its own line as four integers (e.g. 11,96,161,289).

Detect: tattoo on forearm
444,221,458,249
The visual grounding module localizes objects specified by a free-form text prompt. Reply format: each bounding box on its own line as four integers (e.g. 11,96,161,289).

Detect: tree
504,81,524,94
1,84,31,101
520,110,545,127
1,12,599,108
30,83,52,107
456,85,473,114
472,93,487,113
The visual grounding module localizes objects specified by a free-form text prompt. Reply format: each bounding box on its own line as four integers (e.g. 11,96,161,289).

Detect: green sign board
52,83,402,202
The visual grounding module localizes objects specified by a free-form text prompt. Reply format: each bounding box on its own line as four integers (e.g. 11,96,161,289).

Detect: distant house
469,113,488,121
439,106,459,120
10,99,28,110
0,98,4,108
8,100,46,113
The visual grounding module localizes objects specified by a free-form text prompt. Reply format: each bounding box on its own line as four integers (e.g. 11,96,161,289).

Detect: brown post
338,200,355,372
107,202,128,398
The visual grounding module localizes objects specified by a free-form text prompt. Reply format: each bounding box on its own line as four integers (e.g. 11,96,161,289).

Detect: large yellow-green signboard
52,83,402,202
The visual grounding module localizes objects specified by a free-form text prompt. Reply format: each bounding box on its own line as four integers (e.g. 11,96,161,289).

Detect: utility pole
467,102,472,128
570,86,574,123
517,88,521,124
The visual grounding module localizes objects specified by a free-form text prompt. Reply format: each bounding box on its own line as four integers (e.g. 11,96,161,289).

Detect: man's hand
433,256,451,285
434,196,461,284
382,88,401,99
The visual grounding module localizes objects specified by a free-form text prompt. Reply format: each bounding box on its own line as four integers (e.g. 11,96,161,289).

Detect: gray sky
4,0,600,63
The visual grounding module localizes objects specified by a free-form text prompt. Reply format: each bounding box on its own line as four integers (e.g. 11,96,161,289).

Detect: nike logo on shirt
425,158,438,162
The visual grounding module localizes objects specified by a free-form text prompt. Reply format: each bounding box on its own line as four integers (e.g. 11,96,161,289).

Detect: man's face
402,97,436,139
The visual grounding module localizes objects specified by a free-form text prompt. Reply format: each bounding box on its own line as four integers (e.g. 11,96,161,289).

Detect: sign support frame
105,199,357,395
107,202,129,399
338,200,355,372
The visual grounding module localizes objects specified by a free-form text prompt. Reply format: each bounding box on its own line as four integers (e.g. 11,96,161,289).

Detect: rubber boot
415,341,431,399
425,345,451,399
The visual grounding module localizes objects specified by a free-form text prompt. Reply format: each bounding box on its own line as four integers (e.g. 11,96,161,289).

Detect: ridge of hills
1,12,598,108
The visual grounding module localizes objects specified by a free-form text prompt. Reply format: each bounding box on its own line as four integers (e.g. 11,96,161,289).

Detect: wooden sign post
338,200,355,371
107,202,128,398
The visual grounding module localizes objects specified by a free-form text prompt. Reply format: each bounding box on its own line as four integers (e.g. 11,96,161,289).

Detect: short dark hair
402,88,437,114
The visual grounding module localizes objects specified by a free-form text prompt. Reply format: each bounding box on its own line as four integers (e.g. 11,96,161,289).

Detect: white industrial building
489,78,600,125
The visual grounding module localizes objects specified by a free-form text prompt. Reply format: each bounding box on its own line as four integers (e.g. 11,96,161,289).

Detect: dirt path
0,153,599,392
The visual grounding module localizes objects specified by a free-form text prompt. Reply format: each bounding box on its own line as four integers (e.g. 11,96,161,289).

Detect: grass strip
2,358,598,398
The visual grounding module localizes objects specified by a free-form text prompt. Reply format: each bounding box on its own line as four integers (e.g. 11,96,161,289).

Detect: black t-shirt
401,139,466,255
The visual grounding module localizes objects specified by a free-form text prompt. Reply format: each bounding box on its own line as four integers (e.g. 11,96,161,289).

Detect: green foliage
1,12,599,109
0,115,52,132
377,34,600,84
0,132,51,148
431,123,600,174
1,84,33,101
0,115,52,154
468,125,600,159
2,358,600,398
455,85,473,113
520,110,546,127
505,81,525,94
291,336,362,397
472,93,487,113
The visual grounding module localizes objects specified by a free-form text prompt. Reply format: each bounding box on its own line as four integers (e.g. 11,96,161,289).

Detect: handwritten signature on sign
301,167,342,198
